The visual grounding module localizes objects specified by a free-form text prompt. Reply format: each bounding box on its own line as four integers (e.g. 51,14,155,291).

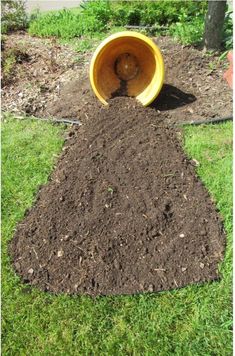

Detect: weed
219,50,229,62
1,46,29,86
2,52,16,80
107,187,114,194
76,39,94,53
208,61,216,72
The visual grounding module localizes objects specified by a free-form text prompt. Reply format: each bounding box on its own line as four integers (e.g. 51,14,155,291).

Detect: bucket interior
94,36,158,102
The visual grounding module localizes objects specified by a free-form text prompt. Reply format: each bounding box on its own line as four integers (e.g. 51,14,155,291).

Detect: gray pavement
25,0,81,13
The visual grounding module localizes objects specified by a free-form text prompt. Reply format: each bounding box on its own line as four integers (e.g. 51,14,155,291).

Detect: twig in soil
32,247,39,260
154,268,166,272
163,173,175,177
4,112,82,126
71,242,84,252
79,256,83,267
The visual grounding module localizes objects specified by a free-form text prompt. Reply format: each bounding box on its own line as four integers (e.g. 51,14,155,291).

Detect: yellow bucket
89,31,165,107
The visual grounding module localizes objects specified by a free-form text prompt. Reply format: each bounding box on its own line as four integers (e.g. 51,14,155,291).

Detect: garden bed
3,31,229,295
2,32,232,125
10,97,226,296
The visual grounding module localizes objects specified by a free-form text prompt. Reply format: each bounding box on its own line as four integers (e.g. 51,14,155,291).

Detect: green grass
2,117,232,355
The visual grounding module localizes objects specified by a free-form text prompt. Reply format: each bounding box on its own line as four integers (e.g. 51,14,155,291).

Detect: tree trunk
203,0,227,50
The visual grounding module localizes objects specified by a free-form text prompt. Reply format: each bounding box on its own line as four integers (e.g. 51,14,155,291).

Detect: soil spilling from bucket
10,97,225,296
2,33,232,125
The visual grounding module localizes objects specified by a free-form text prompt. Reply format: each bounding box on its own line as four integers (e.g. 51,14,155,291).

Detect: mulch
10,97,226,296
2,33,232,125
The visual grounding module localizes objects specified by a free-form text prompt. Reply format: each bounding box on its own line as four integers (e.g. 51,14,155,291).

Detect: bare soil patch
2,33,232,125
10,97,225,296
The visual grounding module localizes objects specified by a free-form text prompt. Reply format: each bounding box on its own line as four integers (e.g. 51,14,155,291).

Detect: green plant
208,60,217,72
223,9,233,50
168,15,205,45
2,52,16,79
1,46,29,86
80,0,112,24
28,0,208,43
1,0,28,33
27,0,232,47
112,1,207,28
29,3,110,39
107,187,114,194
219,50,229,61
76,39,94,53
28,7,41,23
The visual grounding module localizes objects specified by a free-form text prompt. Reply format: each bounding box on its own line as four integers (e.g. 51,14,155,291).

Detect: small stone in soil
15,262,21,270
57,250,64,257
148,284,154,292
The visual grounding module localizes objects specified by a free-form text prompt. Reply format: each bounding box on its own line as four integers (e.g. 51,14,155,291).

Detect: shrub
223,9,233,50
28,0,208,41
169,16,205,45
28,0,232,48
1,0,28,33
111,1,207,27
29,8,109,38
80,0,112,24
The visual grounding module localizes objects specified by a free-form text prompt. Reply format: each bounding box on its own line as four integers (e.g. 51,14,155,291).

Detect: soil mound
45,36,232,125
2,33,232,125
10,97,225,296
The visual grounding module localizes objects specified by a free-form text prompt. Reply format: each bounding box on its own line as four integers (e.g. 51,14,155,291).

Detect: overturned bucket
89,31,164,107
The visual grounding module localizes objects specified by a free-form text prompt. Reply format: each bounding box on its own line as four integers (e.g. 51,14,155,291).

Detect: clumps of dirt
10,97,225,296
43,74,100,123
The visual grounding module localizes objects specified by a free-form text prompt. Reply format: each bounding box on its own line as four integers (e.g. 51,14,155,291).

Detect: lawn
2,116,232,355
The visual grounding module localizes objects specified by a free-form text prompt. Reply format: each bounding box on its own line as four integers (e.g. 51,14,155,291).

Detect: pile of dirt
2,33,232,125
46,36,232,125
10,97,225,296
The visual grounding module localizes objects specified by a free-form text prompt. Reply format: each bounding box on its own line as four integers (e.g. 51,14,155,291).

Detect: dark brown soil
2,33,232,125
10,97,226,296
45,36,233,125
